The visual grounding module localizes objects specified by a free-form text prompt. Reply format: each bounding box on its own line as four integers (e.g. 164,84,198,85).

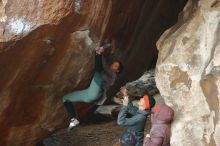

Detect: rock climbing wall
156,0,220,145
0,0,187,145
0,0,147,145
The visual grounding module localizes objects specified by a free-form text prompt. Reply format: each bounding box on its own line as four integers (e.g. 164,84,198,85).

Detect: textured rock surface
0,0,187,145
125,69,159,97
0,1,144,145
113,69,159,105
156,0,220,145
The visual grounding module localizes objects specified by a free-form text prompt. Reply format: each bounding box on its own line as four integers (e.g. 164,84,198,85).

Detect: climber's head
138,95,155,111
110,60,123,74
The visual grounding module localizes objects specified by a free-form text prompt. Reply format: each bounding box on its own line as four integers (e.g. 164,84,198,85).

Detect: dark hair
113,60,123,74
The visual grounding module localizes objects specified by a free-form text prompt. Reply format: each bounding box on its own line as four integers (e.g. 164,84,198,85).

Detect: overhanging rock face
0,0,187,145
156,0,220,145
0,0,145,145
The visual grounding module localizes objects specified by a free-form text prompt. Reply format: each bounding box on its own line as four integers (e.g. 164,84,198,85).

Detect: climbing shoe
67,118,80,132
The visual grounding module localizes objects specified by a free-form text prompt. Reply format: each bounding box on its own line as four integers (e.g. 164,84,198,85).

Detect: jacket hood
152,104,174,124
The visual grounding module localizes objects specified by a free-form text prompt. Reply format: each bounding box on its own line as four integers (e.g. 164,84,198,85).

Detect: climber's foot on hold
67,118,80,132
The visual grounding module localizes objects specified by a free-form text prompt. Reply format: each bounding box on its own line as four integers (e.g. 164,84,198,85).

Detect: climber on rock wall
62,38,123,131
118,87,155,146
143,97,174,146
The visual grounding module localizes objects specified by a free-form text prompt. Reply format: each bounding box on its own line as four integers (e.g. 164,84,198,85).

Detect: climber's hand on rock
122,96,129,107
95,40,104,54
95,46,104,55
146,134,150,138
96,41,101,46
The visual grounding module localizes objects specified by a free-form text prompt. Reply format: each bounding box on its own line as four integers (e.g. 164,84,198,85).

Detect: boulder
0,0,187,145
113,69,159,104
0,0,146,145
156,0,220,145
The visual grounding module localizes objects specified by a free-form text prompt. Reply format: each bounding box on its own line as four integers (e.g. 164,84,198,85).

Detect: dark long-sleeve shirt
94,52,116,105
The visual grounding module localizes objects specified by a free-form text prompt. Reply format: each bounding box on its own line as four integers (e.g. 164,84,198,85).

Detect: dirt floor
43,120,124,146
42,111,151,146
42,119,151,146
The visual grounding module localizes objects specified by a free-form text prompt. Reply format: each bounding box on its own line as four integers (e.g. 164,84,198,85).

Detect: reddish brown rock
0,0,145,145
0,0,187,145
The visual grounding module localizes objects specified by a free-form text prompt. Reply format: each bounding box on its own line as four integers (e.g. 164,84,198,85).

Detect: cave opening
40,0,188,146
105,0,189,98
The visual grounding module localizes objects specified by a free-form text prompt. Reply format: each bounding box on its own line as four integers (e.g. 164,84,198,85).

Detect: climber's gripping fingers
95,46,104,55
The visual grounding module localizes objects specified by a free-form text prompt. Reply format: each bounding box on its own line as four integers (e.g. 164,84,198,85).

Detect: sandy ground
43,120,124,146
42,117,151,146
42,107,152,146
